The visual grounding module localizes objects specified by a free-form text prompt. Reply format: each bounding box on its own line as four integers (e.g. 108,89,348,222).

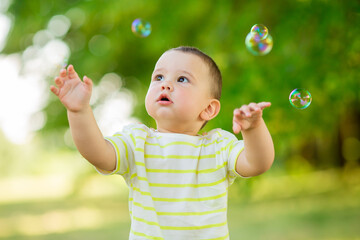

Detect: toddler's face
145,50,214,132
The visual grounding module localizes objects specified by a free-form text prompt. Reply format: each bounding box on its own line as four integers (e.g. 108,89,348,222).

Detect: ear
200,99,221,121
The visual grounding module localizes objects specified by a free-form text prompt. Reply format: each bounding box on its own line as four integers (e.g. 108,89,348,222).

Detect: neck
155,121,203,136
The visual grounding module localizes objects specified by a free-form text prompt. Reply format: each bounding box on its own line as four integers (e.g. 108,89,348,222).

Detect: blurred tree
2,0,360,170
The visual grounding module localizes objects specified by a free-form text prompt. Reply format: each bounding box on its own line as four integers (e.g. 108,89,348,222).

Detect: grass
1,169,359,240
228,189,360,240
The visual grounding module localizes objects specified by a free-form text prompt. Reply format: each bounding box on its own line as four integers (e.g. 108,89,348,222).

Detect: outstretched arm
232,102,274,177
50,65,116,171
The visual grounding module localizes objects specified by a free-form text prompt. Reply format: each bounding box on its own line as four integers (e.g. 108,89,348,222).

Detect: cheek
177,90,199,109
177,88,193,99
145,88,154,112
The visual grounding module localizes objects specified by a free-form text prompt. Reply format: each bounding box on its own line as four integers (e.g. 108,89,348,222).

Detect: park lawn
1,167,359,240
1,186,359,240
227,188,360,240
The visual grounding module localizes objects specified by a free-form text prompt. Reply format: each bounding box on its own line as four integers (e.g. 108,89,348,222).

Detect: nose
161,80,173,91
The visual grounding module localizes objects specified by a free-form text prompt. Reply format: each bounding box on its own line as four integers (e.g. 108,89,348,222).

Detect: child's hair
170,46,222,100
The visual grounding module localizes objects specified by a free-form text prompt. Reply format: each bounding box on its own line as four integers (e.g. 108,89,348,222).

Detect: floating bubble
289,88,312,109
250,24,268,40
62,58,68,68
131,19,151,37
54,57,69,73
245,32,273,56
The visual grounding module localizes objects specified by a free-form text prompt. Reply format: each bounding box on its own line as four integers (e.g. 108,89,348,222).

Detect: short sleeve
95,132,133,176
227,140,245,181
214,129,246,185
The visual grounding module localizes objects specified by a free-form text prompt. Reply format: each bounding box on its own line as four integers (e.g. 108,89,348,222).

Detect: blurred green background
0,0,359,239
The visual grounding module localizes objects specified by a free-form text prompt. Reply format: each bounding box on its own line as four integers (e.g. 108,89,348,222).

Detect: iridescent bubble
55,57,69,72
289,88,312,109
131,19,151,38
250,24,268,40
62,58,68,68
245,32,273,56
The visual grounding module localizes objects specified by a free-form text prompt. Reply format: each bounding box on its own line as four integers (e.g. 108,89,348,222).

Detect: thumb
232,118,241,134
233,123,241,134
83,76,93,89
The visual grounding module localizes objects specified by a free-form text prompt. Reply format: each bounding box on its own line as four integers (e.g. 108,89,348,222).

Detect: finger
233,108,241,116
67,64,79,79
232,123,241,134
248,102,261,112
258,102,271,110
83,76,93,89
232,116,242,134
239,105,251,117
50,85,59,96
59,68,67,78
54,77,64,88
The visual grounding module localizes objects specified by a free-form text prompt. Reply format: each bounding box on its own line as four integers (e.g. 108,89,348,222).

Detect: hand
232,102,271,134
50,65,93,113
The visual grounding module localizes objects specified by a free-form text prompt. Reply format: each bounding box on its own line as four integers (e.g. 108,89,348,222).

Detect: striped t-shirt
97,123,244,240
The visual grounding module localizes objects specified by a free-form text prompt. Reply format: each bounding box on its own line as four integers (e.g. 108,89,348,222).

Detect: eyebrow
181,70,197,81
152,68,166,76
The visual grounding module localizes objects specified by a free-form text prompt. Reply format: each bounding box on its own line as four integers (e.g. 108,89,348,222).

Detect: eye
178,77,189,83
155,75,164,81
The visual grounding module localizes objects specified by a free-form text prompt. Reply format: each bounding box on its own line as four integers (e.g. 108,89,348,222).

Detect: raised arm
232,102,275,177
50,65,116,171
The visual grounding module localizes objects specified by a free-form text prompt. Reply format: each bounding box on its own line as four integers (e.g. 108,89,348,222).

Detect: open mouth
157,94,172,104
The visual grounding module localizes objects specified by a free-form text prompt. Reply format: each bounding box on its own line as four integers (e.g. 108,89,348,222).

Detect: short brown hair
170,46,222,100
170,46,222,130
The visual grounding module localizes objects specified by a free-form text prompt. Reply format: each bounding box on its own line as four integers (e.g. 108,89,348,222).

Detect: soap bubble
131,19,151,37
62,58,68,68
54,57,69,73
245,32,273,56
245,24,273,56
289,88,312,109
250,24,268,40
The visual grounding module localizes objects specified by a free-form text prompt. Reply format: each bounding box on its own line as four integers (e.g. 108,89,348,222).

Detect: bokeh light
0,1,359,240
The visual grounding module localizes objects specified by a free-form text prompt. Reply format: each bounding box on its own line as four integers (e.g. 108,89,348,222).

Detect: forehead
154,50,210,79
